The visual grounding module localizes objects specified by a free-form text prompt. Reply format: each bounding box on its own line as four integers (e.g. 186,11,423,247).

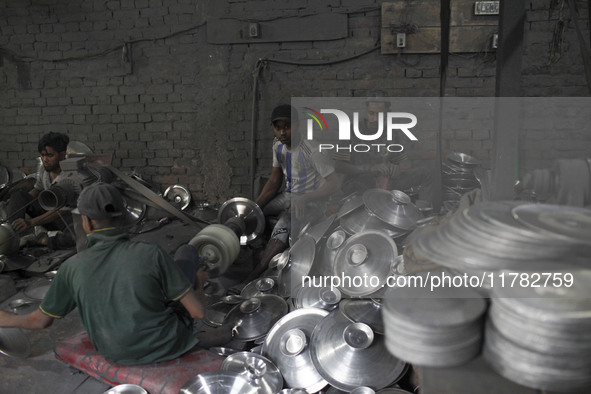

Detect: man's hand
11,218,31,233
195,268,209,290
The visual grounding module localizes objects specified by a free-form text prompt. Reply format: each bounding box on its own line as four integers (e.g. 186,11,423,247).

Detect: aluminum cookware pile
383,281,487,367
441,152,482,212
484,271,591,392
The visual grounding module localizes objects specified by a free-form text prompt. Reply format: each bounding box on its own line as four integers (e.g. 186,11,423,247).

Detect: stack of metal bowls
310,309,407,391
382,281,487,367
484,270,591,392
441,152,481,212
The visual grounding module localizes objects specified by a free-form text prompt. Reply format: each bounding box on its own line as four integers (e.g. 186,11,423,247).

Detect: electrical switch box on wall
381,0,499,54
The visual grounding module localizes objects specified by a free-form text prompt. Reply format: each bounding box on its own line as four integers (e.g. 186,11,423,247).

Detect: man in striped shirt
247,104,340,282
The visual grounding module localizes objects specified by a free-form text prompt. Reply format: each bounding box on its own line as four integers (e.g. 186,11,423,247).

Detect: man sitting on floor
0,182,231,365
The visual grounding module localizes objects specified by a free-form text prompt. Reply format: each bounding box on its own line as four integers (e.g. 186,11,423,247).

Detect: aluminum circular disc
221,352,283,394
263,308,329,393
163,184,192,210
0,327,31,358
511,204,591,244
218,198,265,245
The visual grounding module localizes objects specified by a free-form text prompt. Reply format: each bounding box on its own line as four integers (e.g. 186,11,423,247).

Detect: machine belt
106,165,206,228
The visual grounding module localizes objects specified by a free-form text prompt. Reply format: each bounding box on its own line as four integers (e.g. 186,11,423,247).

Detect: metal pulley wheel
218,197,265,245
163,184,192,210
189,224,240,277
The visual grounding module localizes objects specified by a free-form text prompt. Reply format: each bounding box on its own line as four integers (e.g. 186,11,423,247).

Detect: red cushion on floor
54,331,224,394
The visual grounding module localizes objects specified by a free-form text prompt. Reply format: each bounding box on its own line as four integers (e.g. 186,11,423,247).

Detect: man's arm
0,309,54,330
255,167,283,209
179,269,208,319
12,208,64,233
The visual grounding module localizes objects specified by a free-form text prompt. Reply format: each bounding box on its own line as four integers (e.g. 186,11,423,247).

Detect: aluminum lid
263,308,329,393
221,351,283,394
339,298,384,334
217,197,265,245
334,231,397,297
310,310,406,392
362,189,421,231
223,295,288,341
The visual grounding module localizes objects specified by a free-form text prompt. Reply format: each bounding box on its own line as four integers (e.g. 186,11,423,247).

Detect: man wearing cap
245,104,340,282
0,182,231,365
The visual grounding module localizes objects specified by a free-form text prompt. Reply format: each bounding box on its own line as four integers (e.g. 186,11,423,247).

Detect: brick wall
0,0,589,204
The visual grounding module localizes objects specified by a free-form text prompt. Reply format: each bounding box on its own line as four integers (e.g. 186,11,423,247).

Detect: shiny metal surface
512,203,591,244
204,299,240,328
339,206,406,237
179,371,259,394
382,280,486,367
119,195,146,228
209,346,241,357
221,351,283,394
336,192,364,219
218,197,265,245
310,310,406,391
102,384,148,394
0,327,31,358
240,277,277,299
277,236,316,297
67,141,93,155
300,214,336,243
163,184,192,210
339,298,384,334
294,281,341,311
333,231,397,297
363,189,421,231
224,295,288,341
263,308,329,393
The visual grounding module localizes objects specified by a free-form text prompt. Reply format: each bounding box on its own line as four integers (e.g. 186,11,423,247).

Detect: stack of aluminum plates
484,271,591,391
383,282,487,367
413,202,591,272
441,152,481,212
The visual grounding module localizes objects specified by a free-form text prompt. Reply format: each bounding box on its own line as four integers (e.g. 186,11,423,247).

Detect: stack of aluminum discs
382,282,487,367
412,201,591,273
441,152,481,212
484,270,591,392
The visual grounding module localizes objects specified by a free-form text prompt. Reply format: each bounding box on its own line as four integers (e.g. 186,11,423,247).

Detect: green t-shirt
40,229,198,365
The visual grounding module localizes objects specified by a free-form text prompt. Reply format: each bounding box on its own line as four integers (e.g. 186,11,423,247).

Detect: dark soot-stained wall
0,0,589,203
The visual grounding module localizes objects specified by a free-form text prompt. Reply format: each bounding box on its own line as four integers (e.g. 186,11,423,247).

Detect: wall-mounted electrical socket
397,33,406,48
475,1,500,15
249,23,260,38
492,33,499,49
